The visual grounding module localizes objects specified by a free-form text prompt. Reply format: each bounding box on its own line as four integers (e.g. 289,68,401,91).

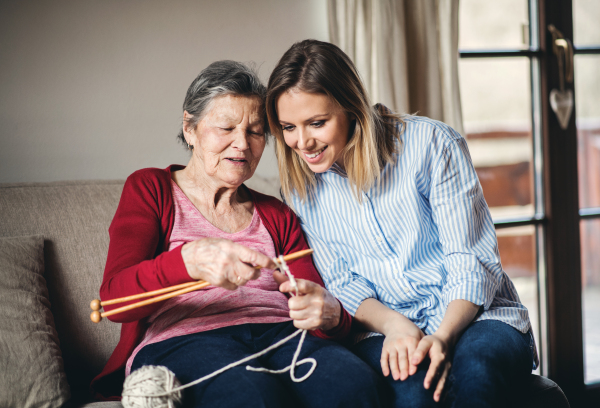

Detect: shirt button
376,236,383,243
403,286,410,294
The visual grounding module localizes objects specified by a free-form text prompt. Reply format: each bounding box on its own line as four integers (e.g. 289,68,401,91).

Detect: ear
182,110,195,135
182,110,197,145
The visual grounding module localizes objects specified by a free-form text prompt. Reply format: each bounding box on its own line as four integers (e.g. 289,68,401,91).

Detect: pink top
125,181,291,375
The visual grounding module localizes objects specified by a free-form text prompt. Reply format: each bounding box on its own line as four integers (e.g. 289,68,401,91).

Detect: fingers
433,362,451,402
237,245,276,269
423,343,446,390
287,282,323,326
412,337,432,367
232,258,260,283
381,333,421,381
286,282,341,331
380,348,390,377
281,278,315,295
182,238,272,288
388,349,402,380
397,348,409,381
384,346,408,381
272,270,289,286
407,340,419,376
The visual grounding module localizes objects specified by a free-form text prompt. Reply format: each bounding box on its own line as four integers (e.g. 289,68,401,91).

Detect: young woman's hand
380,326,424,381
411,334,452,402
409,299,481,402
274,271,341,331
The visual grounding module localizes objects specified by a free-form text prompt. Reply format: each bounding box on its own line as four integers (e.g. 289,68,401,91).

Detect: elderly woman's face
186,95,266,187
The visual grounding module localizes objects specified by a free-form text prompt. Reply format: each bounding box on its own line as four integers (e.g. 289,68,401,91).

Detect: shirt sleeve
428,127,504,311
301,222,378,316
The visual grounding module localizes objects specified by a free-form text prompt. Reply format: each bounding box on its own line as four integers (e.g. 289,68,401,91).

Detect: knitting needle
90,281,200,311
90,248,313,323
90,280,211,323
90,249,314,311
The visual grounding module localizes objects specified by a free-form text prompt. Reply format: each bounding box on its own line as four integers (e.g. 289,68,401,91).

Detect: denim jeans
132,321,385,408
350,320,534,408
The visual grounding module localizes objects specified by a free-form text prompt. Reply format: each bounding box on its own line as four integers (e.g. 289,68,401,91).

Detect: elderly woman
90,61,383,407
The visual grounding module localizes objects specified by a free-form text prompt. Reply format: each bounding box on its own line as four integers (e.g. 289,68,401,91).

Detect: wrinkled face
276,90,351,173
184,94,266,187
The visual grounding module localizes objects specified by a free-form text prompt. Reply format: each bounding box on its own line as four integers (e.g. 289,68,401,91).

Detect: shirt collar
326,163,348,178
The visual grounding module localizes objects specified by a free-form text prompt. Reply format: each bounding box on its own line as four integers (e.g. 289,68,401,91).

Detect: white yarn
122,365,183,408
122,256,316,408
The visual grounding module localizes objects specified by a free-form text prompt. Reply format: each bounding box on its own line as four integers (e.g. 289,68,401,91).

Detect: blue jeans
350,320,534,408
132,321,385,407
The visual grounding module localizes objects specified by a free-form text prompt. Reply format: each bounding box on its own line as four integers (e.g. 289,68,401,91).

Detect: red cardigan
90,165,352,400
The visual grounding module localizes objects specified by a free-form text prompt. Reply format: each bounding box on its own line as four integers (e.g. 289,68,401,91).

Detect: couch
0,178,570,407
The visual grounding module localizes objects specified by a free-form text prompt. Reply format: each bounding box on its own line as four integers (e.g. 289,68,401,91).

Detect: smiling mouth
304,146,327,159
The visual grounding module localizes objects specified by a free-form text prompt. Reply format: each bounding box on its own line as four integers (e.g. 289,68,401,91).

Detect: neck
178,160,246,211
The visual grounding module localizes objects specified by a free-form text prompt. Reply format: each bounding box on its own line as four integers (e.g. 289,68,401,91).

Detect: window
458,0,600,405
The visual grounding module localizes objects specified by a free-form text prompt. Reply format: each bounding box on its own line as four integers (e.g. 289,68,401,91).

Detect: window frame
458,0,600,405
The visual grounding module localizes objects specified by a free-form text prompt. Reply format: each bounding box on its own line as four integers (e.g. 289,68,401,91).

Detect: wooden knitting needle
90,249,314,311
90,281,200,311
90,280,210,323
90,248,313,323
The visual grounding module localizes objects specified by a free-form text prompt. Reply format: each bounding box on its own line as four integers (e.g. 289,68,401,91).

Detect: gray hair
177,60,267,148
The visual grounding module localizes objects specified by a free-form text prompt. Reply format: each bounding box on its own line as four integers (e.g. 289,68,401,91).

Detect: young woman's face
276,90,352,173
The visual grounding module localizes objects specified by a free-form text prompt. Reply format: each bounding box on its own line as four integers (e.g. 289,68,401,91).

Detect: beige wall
0,0,328,183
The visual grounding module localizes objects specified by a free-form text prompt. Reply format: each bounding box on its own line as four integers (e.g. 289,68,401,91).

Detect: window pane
574,0,600,47
497,225,539,371
575,55,600,209
459,58,534,220
459,0,529,50
581,219,600,384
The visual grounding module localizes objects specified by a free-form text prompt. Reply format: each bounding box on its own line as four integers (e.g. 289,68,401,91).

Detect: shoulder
402,115,464,146
125,165,183,191
120,165,184,208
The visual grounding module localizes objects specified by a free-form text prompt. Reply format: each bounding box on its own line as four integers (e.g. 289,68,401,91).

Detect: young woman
266,40,537,408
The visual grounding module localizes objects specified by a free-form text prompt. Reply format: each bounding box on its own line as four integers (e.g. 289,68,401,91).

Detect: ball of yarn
122,365,183,408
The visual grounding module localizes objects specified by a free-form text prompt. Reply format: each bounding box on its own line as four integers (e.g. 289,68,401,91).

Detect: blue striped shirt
289,114,538,367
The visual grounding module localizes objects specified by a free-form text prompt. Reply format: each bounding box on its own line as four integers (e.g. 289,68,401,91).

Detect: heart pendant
549,89,573,130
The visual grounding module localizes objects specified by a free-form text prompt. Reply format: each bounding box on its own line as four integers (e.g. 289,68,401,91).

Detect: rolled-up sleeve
302,224,378,316
428,129,503,310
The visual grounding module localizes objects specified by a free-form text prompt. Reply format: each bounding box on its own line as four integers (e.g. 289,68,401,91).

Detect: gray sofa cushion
0,181,124,404
0,235,70,407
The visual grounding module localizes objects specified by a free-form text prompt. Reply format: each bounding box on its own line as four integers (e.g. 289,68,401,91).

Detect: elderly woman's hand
182,238,276,290
274,271,342,331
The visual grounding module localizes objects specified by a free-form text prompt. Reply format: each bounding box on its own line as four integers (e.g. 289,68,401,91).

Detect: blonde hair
266,40,402,203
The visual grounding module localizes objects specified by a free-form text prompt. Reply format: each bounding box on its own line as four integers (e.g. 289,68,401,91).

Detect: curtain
328,0,464,135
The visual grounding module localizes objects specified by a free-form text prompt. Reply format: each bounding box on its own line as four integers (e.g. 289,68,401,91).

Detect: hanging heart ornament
549,88,573,130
